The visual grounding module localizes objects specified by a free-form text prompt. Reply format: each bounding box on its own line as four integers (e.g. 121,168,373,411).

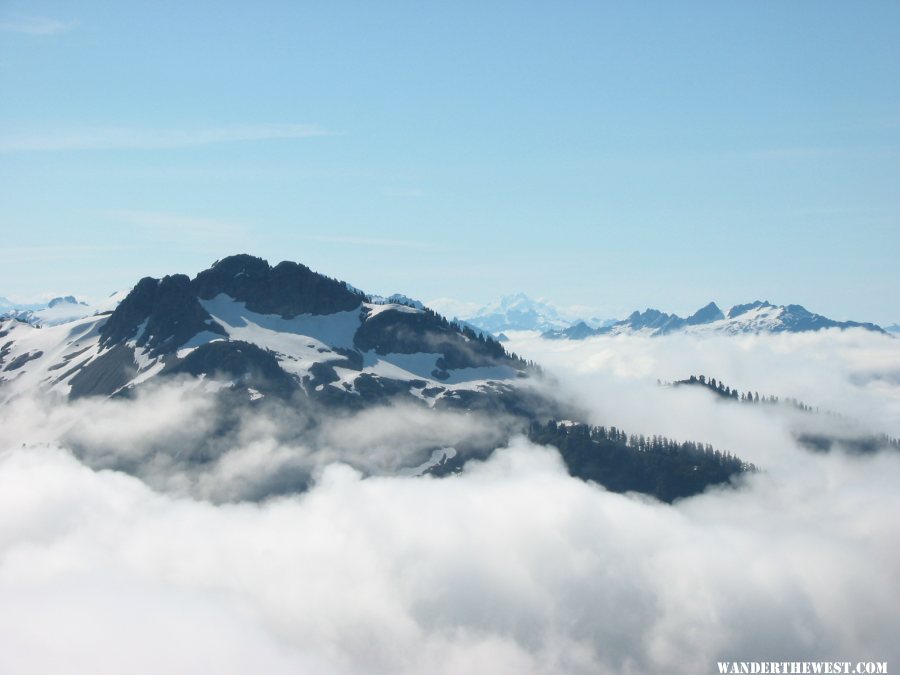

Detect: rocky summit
0,255,542,415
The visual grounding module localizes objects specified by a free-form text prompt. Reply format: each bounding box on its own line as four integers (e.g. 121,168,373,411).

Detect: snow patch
396,447,458,476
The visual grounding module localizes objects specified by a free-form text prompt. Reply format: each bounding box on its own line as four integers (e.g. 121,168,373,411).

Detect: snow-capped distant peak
0,291,128,327
427,293,614,335
686,302,724,325
47,295,85,308
542,299,885,339
727,300,775,319
461,293,570,333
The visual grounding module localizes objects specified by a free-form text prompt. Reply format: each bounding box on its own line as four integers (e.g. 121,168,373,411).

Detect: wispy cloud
97,209,247,239
0,15,75,35
0,124,334,152
738,145,900,161
292,233,437,249
0,244,128,265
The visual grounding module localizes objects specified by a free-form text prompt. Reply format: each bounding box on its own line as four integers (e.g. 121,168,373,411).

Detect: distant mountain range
426,294,889,339
543,300,887,339
1,292,127,327
4,284,890,342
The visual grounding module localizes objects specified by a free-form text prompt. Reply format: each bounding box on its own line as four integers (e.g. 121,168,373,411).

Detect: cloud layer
0,329,898,674
0,384,517,502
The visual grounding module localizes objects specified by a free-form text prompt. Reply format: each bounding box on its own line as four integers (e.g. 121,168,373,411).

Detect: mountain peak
206,253,271,279
192,255,364,318
25,253,531,403
464,293,570,333
544,298,884,339
686,301,725,325
48,295,84,308
727,300,775,319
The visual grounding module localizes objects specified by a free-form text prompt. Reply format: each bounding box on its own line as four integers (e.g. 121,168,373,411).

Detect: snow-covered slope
543,300,885,339
0,256,533,412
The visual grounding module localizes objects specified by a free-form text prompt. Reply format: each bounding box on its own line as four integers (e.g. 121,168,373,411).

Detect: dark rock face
191,254,364,317
544,321,598,340
354,307,517,372
165,340,298,398
100,275,226,357
48,296,82,307
611,309,686,335
3,350,43,372
99,277,158,345
69,344,138,398
349,372,415,402
686,302,725,325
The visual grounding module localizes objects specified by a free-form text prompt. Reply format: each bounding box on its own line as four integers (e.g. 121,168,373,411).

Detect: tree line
669,374,816,411
528,419,755,503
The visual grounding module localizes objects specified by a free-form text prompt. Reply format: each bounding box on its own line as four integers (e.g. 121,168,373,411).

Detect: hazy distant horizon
1,250,896,327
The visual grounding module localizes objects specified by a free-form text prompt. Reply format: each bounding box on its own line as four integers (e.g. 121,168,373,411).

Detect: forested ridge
528,420,755,503
668,374,900,453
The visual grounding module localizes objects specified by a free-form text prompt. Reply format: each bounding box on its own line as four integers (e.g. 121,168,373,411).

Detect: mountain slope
1,254,758,502
0,255,533,414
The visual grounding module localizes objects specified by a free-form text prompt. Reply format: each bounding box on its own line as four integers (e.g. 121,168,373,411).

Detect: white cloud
0,435,897,674
0,16,74,35
0,385,515,502
97,209,247,240
290,233,436,249
0,330,898,673
0,244,130,265
507,329,900,445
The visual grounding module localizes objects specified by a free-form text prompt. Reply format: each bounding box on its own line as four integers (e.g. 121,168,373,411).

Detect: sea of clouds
0,329,898,674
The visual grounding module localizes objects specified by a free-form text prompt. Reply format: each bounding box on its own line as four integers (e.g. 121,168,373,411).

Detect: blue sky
1,1,898,322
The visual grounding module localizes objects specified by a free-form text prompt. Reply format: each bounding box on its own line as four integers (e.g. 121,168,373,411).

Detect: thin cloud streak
97,210,247,239
0,244,131,265
291,234,438,249
0,124,334,152
0,16,74,35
